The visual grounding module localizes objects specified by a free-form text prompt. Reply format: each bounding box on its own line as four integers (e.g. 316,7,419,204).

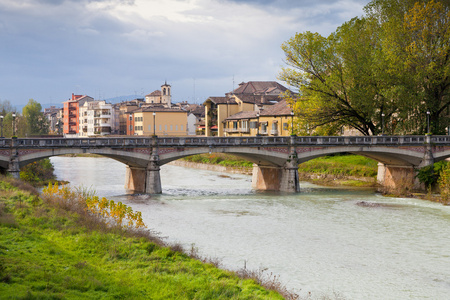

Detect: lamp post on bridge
427,109,430,134
381,113,385,135
0,115,3,138
12,113,16,137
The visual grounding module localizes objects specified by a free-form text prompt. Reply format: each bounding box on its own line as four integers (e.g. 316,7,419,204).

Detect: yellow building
204,81,291,136
129,107,188,136
224,99,294,137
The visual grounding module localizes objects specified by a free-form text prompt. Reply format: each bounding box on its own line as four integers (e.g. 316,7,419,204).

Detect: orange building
62,93,93,136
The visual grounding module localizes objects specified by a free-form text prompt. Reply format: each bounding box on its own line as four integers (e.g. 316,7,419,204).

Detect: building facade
62,94,94,136
126,107,188,136
224,99,294,137
79,100,116,137
204,81,291,137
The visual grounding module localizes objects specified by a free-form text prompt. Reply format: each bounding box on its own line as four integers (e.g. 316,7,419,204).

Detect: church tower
161,81,171,107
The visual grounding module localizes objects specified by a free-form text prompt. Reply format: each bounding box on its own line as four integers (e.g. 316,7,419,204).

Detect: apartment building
204,81,291,136
79,100,116,137
62,94,94,136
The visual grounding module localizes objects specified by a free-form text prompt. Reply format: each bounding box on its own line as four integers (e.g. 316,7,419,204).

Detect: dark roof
132,106,187,113
230,81,289,95
225,110,258,121
146,90,161,97
234,94,282,105
224,99,292,120
204,97,237,105
260,99,292,116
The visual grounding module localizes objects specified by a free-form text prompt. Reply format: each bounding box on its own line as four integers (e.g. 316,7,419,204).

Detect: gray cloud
0,0,369,107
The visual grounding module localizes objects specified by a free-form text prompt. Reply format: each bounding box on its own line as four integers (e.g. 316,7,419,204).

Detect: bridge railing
1,135,450,148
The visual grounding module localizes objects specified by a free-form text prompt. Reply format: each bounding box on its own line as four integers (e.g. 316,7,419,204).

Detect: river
50,156,450,300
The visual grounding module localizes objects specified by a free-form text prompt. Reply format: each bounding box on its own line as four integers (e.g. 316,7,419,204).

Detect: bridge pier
124,166,147,193
124,140,162,194
7,142,20,179
145,160,162,194
251,151,300,193
377,164,419,192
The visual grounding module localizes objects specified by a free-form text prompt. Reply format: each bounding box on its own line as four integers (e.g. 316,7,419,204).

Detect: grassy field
182,154,254,168
0,177,290,299
297,155,378,178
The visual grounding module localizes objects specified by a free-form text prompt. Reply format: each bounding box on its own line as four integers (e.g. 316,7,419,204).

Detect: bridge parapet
2,135,449,149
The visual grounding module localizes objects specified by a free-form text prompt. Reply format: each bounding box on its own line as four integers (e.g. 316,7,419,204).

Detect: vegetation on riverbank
183,153,378,187
182,154,253,169
19,158,58,187
0,176,292,299
297,155,378,187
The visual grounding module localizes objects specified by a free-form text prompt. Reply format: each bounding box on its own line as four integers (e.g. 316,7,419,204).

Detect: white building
79,100,115,137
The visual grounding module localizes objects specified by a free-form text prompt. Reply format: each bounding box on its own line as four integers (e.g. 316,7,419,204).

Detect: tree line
280,0,450,136
0,99,49,138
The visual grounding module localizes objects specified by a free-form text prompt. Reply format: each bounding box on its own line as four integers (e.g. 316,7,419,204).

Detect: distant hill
104,95,142,104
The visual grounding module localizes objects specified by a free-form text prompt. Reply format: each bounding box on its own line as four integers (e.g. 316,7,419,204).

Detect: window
170,125,173,131
283,123,288,130
250,121,258,129
181,125,183,131
272,122,277,130
165,125,168,131
175,125,178,131
242,120,248,131
159,125,162,131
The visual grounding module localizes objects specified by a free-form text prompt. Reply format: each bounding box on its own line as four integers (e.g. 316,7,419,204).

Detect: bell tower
161,81,171,107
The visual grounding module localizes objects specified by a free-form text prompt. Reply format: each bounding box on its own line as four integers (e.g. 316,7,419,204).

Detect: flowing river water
49,156,450,300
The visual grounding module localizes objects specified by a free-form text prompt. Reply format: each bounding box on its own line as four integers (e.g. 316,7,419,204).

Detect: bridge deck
1,135,449,148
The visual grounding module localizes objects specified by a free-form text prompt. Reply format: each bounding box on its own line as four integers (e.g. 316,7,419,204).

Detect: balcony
270,129,279,136
224,128,250,133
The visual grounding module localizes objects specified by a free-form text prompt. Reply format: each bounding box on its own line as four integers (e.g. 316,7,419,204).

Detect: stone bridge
1,135,450,194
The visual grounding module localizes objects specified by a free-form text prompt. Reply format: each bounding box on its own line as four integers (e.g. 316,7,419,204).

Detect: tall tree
0,99,14,115
280,17,391,135
367,0,450,134
281,0,450,135
21,99,49,136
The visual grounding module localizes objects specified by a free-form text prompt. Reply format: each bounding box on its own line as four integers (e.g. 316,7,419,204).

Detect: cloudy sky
0,0,369,109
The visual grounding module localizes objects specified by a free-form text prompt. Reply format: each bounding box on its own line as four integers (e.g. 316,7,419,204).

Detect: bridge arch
17,148,153,169
296,146,426,166
158,146,290,166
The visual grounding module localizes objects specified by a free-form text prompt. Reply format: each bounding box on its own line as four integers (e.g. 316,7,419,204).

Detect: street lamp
256,112,260,136
427,110,430,134
290,111,295,136
12,113,16,137
153,112,156,136
0,115,3,138
381,113,385,135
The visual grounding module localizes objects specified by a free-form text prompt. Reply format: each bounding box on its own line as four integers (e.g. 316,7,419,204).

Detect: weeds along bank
0,177,292,299
181,154,378,187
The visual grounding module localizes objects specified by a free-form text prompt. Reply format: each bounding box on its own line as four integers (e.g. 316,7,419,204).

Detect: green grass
0,176,287,299
298,155,378,178
183,154,254,168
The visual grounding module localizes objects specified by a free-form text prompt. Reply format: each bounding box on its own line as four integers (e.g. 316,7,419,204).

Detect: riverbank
177,154,449,205
177,154,378,188
0,176,292,299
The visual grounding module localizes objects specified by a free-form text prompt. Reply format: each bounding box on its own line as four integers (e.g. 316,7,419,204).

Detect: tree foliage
21,99,49,136
280,0,450,135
